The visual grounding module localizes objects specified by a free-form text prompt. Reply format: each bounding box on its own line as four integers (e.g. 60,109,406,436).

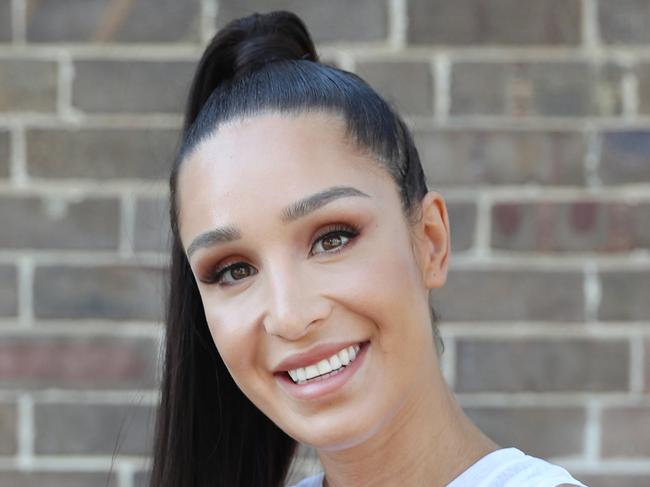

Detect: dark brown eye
209,262,257,286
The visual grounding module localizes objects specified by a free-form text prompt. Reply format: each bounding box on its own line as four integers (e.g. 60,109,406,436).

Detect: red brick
599,271,650,321
73,60,195,114
0,402,16,454
464,406,585,458
408,0,581,46
451,62,622,117
34,403,155,455
0,59,58,112
415,130,585,186
601,406,650,457
216,0,388,43
600,131,650,184
0,335,157,389
33,265,164,321
599,0,650,45
355,61,434,116
0,472,116,487
26,0,200,43
456,339,629,392
26,128,178,180
434,270,584,321
491,201,650,252
0,196,119,250
0,265,17,317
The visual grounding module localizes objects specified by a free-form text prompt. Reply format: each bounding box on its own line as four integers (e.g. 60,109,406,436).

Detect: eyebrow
186,185,370,258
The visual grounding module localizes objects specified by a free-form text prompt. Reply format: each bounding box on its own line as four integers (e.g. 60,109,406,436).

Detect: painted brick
0,335,157,389
415,130,585,186
0,402,17,454
576,475,650,487
599,0,650,45
0,0,10,41
0,59,58,112
33,265,165,321
355,61,434,116
216,0,387,43
0,129,9,178
456,339,629,392
134,196,170,252
0,472,116,487
599,271,650,321
26,128,178,180
0,265,17,317
600,131,650,184
491,201,650,252
601,406,650,457
73,60,195,114
26,0,200,43
34,403,155,455
0,195,119,250
447,201,476,252
464,406,585,458
433,270,584,321
408,0,580,46
450,62,622,117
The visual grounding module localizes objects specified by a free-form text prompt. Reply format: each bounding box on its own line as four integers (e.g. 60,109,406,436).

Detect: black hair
151,10,443,487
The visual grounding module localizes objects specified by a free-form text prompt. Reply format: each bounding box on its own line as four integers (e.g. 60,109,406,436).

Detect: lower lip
274,341,370,401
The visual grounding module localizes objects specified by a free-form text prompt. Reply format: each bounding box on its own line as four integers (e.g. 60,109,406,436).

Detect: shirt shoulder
446,447,588,487
288,472,325,487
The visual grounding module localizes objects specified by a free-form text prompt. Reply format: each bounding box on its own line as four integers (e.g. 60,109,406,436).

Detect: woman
150,10,588,487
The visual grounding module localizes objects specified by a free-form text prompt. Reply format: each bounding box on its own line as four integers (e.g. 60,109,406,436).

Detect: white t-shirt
288,447,588,487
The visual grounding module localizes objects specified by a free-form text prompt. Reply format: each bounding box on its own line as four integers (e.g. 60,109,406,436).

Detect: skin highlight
177,110,498,487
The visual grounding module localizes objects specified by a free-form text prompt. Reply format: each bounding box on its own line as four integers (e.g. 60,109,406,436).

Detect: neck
316,363,498,487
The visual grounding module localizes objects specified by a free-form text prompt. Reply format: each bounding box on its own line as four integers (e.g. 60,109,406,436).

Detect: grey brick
355,61,434,116
635,64,650,115
134,470,151,487
464,407,585,458
415,131,585,186
0,0,10,42
0,196,119,250
600,131,650,184
0,335,158,389
0,59,58,112
33,265,165,321
599,271,650,321
26,0,200,43
73,60,195,114
647,339,650,393
456,339,629,392
601,406,650,457
0,402,16,454
451,62,622,117
34,403,155,455
26,128,178,180
0,265,17,317
433,270,584,321
447,201,476,252
0,472,116,487
599,0,650,45
134,197,170,252
492,201,650,253
0,130,9,178
408,0,581,46
217,0,387,43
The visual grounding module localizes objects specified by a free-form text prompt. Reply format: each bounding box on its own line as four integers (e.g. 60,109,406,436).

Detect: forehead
177,111,393,239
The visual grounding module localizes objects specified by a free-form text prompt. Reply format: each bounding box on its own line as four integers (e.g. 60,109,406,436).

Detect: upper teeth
287,344,361,383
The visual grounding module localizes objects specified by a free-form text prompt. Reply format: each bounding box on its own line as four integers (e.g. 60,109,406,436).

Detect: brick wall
0,1,648,486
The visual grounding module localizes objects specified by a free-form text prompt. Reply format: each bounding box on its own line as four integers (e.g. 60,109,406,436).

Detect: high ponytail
153,9,442,487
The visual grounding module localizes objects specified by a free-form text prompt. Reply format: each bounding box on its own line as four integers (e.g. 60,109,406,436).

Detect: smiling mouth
286,342,364,384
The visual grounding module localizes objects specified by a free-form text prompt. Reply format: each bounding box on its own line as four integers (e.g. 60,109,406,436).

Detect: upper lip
273,340,365,373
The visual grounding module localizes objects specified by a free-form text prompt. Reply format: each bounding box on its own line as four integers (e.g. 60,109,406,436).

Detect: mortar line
622,68,639,119
433,53,450,121
581,0,600,51
201,0,217,44
473,191,492,258
16,394,34,469
584,399,601,463
583,261,601,323
9,123,27,187
629,336,645,394
388,0,407,50
583,127,602,189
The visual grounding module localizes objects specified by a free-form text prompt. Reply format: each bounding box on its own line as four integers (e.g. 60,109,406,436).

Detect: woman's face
177,111,449,450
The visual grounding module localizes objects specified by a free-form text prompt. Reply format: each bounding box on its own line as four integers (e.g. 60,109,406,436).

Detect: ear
414,191,450,289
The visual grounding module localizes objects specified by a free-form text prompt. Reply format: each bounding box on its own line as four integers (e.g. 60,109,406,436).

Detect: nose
262,261,331,340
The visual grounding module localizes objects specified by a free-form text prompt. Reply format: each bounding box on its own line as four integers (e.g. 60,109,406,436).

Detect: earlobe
418,191,450,289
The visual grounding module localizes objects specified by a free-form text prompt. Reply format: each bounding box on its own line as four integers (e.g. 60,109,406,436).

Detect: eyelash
203,223,360,286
